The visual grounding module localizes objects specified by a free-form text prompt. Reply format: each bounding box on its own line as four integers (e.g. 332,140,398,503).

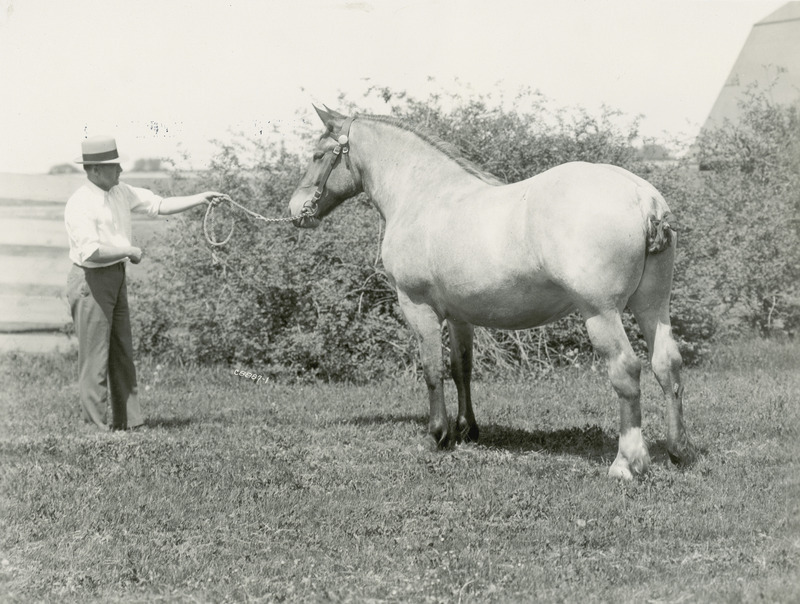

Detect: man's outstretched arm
158,192,230,215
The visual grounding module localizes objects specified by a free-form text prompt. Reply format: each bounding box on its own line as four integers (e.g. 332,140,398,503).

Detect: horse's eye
313,151,325,161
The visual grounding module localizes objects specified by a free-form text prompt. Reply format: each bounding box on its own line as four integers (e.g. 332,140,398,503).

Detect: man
64,135,229,430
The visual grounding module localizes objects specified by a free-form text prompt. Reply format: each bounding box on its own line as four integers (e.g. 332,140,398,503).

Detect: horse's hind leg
448,320,479,443
585,310,650,479
629,246,696,466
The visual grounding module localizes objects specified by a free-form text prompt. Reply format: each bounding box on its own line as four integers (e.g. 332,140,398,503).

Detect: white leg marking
608,428,650,480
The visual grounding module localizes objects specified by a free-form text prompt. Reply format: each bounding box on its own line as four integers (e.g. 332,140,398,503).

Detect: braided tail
646,211,677,254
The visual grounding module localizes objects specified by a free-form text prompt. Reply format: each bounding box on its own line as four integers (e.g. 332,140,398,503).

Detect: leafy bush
689,84,800,339
131,85,799,381
132,141,415,382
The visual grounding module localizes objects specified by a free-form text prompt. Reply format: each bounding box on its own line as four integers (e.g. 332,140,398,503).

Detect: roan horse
288,106,695,479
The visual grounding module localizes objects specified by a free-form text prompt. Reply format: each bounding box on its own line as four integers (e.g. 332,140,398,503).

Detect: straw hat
74,136,125,164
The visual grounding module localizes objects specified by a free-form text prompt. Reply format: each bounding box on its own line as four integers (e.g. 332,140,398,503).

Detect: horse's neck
355,121,486,222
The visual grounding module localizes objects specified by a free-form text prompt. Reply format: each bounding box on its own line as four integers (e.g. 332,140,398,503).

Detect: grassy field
1,340,798,603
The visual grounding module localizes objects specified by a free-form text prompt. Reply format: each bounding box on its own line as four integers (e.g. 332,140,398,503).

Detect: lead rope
204,118,354,246
203,197,317,246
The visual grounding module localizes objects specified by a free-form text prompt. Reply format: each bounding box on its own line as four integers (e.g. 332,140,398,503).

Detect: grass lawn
1,340,798,603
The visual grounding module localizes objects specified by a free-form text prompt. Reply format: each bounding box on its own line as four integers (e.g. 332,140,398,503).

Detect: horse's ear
314,104,346,133
322,104,346,119
313,104,331,125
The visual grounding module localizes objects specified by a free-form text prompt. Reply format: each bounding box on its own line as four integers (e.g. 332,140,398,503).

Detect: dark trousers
66,263,142,430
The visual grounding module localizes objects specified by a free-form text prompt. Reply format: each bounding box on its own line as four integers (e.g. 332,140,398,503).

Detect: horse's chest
381,230,431,292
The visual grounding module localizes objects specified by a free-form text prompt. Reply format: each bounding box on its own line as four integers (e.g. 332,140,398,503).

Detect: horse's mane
359,114,504,186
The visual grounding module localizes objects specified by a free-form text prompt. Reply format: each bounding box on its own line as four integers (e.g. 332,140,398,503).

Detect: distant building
132,158,165,172
48,163,80,175
700,2,800,132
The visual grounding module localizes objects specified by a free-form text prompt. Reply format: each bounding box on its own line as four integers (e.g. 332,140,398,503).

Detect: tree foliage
689,84,800,338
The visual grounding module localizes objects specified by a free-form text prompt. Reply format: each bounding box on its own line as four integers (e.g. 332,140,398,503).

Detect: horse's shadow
480,423,617,461
142,417,194,430
349,413,674,465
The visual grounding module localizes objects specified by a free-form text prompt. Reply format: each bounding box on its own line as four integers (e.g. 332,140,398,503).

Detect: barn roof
757,1,800,24
700,1,800,132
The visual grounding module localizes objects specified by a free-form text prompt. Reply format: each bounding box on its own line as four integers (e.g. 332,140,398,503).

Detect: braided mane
359,114,504,186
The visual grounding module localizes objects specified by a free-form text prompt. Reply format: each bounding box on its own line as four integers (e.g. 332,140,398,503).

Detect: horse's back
465,162,655,262
423,163,657,325
523,162,660,211
523,162,659,304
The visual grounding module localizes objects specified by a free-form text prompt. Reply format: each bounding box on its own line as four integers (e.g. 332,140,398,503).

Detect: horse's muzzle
292,215,321,229
289,193,321,228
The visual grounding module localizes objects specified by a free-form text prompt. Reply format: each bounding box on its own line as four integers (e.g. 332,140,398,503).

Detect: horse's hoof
427,425,451,450
668,438,698,466
456,419,480,444
419,434,439,452
608,449,649,480
608,461,634,480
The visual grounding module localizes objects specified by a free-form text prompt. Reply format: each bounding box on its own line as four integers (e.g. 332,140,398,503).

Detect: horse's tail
645,210,678,255
599,164,677,255
637,182,677,255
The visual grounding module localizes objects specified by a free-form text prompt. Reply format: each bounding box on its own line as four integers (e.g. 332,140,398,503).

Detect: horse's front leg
448,320,479,443
397,291,449,448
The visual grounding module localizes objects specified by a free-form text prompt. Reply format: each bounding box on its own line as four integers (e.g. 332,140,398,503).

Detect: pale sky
0,0,784,174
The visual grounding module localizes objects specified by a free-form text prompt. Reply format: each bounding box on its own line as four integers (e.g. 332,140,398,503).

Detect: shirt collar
84,178,115,197
85,179,105,194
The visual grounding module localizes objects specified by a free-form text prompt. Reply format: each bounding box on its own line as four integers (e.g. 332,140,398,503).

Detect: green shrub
688,84,800,339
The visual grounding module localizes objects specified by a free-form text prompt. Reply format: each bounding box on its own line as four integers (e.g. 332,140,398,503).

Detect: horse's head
288,105,361,228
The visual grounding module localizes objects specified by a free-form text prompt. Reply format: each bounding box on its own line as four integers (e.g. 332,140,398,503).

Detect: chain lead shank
203,197,315,247
204,117,355,247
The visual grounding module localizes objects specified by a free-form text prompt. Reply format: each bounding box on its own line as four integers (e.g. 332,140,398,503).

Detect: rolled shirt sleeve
124,184,163,217
64,201,100,265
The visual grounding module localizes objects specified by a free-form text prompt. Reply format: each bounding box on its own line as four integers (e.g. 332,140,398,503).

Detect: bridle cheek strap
307,117,356,213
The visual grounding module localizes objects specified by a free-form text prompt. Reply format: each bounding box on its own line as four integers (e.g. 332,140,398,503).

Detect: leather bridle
302,116,356,217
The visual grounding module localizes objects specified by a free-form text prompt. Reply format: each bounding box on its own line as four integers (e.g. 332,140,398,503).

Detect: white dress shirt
64,180,163,268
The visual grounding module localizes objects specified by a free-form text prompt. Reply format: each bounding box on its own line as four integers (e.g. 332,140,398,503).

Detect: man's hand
206,192,231,207
128,247,144,264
